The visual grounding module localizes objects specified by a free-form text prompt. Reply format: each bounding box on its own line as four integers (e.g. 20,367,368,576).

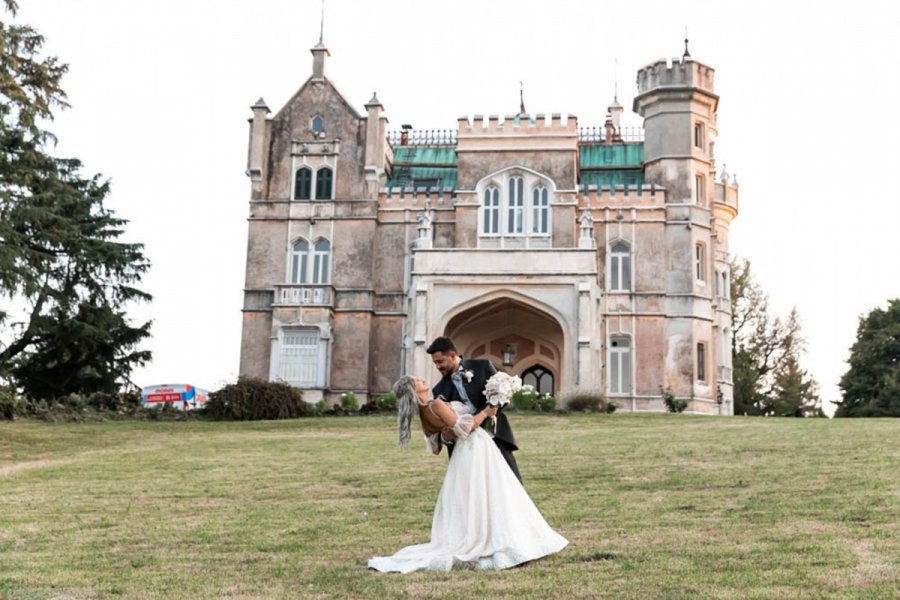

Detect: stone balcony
273,284,334,306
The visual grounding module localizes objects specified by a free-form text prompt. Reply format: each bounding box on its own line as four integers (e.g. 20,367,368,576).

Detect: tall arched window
291,239,309,283
507,176,524,234
532,186,549,234
315,167,333,200
610,242,632,291
294,168,312,201
312,239,330,283
609,337,632,395
482,186,500,234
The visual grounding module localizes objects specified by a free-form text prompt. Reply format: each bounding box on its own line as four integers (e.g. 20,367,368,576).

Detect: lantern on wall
502,344,516,367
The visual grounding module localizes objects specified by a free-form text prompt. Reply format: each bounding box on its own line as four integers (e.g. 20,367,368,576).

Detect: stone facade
239,43,739,414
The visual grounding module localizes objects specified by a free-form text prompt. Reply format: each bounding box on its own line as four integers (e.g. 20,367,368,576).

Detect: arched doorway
443,297,564,389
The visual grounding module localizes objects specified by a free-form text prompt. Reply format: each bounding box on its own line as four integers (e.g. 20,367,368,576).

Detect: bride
368,375,568,573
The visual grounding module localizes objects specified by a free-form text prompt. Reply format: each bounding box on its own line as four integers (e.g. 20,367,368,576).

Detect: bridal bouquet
482,371,522,433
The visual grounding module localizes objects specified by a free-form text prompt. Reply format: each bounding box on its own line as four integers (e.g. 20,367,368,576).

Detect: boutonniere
463,370,474,383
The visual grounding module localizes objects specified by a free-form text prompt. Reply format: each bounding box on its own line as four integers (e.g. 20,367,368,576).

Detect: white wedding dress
369,401,568,573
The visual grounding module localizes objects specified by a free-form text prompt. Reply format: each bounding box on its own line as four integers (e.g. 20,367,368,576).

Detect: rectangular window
695,244,706,282
609,338,632,394
697,342,707,382
281,331,319,386
695,174,704,205
482,188,499,234
694,122,704,149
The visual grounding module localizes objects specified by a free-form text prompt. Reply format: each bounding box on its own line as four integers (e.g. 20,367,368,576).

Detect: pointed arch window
291,239,310,283
507,176,524,234
294,168,312,201
609,337,632,395
610,242,632,291
315,167,333,200
522,365,554,396
532,186,549,234
311,115,324,136
312,239,330,284
482,186,500,234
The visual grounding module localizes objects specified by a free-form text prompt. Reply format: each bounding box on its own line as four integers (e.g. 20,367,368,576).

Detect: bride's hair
393,375,418,449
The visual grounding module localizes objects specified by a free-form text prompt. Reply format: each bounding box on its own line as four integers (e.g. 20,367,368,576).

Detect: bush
203,378,309,420
661,387,689,413
376,392,397,412
511,386,537,411
538,394,557,412
564,390,607,413
340,392,359,412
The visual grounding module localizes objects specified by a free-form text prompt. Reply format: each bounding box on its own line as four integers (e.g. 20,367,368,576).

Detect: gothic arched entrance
443,297,564,390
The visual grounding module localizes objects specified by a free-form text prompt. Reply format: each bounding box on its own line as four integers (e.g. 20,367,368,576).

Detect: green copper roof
391,146,457,165
580,169,644,189
579,143,644,168
388,145,457,190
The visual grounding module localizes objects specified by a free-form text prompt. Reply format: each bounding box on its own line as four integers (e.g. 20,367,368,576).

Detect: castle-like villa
239,39,739,414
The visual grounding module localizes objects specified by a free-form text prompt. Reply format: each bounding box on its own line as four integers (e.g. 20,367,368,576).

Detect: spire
519,81,526,115
683,26,691,60
319,0,325,45
310,0,330,81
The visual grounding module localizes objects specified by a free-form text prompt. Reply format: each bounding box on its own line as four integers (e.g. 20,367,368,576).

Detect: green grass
1,414,898,599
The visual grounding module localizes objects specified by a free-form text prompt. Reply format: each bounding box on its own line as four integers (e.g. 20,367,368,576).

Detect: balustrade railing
387,129,457,147
274,285,333,306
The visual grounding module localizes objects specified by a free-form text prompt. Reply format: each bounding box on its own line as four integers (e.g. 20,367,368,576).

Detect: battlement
578,184,666,206
457,113,578,136
379,186,456,208
636,58,715,95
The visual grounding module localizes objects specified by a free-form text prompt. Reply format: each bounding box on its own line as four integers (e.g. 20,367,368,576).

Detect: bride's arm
428,402,498,440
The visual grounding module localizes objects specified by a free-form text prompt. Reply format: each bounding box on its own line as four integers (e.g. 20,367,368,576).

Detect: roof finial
519,81,526,115
319,0,325,45
614,57,619,103
683,26,691,59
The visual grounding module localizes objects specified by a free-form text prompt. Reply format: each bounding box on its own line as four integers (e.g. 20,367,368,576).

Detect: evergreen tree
835,299,900,417
729,259,821,416
0,2,152,398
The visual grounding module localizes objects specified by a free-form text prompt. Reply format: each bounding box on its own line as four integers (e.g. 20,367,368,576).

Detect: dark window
315,167,333,200
294,168,312,201
522,365,554,396
312,115,324,135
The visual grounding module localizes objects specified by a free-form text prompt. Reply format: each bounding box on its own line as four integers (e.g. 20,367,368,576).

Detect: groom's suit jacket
432,358,518,451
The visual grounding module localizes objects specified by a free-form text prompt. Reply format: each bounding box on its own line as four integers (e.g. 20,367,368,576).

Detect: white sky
11,0,900,415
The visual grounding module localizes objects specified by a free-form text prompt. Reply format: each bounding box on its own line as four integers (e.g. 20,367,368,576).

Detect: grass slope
1,414,898,599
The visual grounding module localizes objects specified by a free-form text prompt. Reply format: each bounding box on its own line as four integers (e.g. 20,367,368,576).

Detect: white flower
484,371,522,408
464,370,474,383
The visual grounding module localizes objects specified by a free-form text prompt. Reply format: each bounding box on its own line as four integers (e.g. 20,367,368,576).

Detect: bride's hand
483,405,499,418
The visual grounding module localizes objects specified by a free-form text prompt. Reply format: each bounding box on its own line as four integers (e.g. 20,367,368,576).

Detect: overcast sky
11,0,900,414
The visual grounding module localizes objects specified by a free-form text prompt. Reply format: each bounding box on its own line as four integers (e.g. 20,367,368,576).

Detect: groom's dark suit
432,358,522,482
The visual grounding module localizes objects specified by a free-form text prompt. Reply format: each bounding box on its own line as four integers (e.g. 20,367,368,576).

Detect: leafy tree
0,2,152,398
835,299,900,417
730,258,821,416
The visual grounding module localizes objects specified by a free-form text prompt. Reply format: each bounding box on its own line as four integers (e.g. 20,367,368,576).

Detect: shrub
340,392,359,412
606,401,618,414
538,394,557,412
203,378,309,420
376,392,397,412
511,386,537,411
661,387,689,413
564,390,607,413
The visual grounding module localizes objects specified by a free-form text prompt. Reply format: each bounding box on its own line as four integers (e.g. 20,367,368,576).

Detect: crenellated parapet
578,184,666,207
636,57,716,95
379,186,456,208
457,113,578,136
713,179,739,220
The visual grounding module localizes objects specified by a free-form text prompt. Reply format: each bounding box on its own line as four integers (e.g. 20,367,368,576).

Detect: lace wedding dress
369,401,568,572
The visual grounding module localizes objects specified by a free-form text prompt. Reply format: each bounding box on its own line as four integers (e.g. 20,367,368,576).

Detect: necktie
450,370,476,413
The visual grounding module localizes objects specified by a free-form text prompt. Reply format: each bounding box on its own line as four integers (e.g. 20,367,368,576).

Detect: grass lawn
1,413,898,599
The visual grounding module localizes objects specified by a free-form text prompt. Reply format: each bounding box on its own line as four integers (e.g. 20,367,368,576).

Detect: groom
426,336,522,483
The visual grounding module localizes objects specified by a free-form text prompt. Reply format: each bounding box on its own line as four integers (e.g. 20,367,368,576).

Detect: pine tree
0,2,152,398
